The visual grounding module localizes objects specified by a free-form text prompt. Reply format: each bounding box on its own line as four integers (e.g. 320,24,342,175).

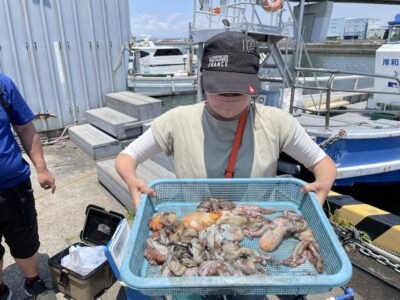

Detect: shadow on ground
2,252,53,299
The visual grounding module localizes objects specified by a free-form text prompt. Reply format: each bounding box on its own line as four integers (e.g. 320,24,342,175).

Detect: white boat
190,0,400,187
293,13,400,187
127,37,198,96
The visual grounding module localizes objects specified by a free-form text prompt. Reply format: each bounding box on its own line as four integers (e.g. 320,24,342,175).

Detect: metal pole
134,49,141,73
289,0,305,114
196,43,204,103
188,22,194,76
192,0,197,33
326,73,337,129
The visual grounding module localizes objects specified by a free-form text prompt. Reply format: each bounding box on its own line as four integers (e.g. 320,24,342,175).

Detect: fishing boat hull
313,129,400,186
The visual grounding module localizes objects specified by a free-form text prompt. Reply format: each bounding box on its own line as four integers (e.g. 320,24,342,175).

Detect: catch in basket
118,178,352,297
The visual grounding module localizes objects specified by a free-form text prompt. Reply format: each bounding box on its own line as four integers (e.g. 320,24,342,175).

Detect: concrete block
87,107,142,139
96,158,175,210
97,159,133,210
326,195,400,254
69,124,122,160
121,138,135,148
105,91,162,121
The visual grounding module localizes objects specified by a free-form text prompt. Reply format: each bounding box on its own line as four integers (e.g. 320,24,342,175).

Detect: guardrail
289,68,400,128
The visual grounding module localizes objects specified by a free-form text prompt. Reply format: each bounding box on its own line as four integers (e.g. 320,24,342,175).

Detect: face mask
206,93,251,119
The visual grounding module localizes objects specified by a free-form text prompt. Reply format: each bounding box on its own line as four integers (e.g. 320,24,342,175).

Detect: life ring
261,0,282,12
212,5,221,14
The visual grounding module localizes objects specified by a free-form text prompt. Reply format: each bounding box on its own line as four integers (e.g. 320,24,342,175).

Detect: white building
366,20,387,40
367,19,382,31
366,28,388,40
344,18,369,39
327,18,383,40
327,18,345,39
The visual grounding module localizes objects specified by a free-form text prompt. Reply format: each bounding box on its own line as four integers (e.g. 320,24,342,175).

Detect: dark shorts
0,178,40,260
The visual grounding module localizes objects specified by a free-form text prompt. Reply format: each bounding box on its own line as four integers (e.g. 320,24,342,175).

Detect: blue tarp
388,13,400,25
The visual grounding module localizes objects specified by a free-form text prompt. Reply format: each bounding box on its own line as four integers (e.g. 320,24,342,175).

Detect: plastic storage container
106,218,153,300
48,205,124,300
118,178,352,297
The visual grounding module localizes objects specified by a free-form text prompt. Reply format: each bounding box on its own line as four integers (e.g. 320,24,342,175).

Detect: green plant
125,209,135,224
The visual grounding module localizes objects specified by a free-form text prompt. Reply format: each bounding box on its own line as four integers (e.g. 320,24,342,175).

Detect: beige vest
151,103,297,178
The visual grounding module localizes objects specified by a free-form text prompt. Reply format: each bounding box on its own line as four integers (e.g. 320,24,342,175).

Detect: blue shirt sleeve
0,73,35,125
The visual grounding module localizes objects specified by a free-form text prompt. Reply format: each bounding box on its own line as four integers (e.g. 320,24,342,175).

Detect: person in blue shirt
0,73,56,300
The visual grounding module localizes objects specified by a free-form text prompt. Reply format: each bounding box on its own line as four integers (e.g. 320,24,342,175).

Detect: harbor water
160,52,376,112
158,52,400,215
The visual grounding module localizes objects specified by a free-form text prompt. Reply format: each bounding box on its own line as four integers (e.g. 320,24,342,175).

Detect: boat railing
194,0,283,22
289,67,400,129
192,0,287,37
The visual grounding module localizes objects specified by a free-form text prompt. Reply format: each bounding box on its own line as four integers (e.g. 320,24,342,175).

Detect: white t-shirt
122,103,326,178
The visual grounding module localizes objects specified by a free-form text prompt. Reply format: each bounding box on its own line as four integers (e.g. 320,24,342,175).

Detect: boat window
140,51,150,58
389,26,400,43
154,49,183,56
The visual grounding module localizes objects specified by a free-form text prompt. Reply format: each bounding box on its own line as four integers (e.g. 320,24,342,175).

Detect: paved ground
2,140,399,300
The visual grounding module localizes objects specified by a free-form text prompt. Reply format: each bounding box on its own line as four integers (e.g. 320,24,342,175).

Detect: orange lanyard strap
225,108,248,178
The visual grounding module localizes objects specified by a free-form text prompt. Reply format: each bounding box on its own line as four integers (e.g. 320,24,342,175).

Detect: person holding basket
116,31,337,300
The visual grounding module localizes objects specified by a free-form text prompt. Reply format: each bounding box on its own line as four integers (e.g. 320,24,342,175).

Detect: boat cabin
128,45,189,75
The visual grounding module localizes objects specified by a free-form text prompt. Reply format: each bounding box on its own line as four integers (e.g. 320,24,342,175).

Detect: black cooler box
48,205,124,300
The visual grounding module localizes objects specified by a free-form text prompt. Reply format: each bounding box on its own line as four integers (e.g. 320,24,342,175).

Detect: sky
129,0,400,39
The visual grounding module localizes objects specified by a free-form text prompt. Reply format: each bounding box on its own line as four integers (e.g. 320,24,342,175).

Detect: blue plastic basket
120,178,352,296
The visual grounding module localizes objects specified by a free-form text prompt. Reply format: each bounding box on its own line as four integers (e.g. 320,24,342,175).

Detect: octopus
283,239,324,274
258,211,309,252
242,218,273,239
183,211,222,231
199,224,244,257
163,243,198,276
232,204,278,218
254,211,324,273
166,254,187,276
197,197,236,212
222,242,271,275
198,260,236,276
165,220,185,242
216,210,249,227
145,202,324,277
143,238,168,265
149,211,178,231
189,238,207,265
181,227,198,243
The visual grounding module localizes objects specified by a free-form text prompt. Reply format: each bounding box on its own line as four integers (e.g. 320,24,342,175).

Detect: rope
34,170,96,200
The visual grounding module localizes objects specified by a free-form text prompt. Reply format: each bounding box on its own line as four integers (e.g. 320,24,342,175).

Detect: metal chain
318,129,347,148
353,242,400,274
331,221,400,274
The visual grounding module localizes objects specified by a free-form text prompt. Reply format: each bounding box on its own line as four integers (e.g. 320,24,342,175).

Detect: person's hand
127,178,156,208
37,169,56,193
301,181,330,206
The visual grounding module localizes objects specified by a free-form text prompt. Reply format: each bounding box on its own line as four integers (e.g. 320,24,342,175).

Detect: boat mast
289,0,305,114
